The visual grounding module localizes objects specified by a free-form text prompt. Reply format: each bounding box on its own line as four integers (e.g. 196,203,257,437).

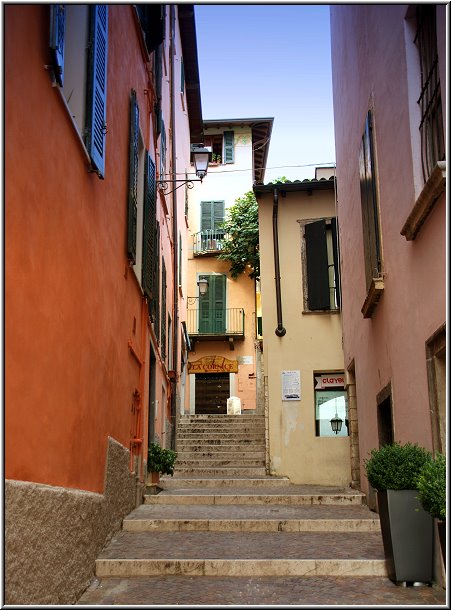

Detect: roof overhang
253,177,335,197
178,5,204,144
203,117,274,183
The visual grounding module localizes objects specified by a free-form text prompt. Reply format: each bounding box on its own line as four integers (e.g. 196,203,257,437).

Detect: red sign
314,374,344,389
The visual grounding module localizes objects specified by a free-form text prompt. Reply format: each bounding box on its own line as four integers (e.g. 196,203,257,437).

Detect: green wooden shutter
142,152,156,300
224,131,234,164
153,223,161,341
160,120,166,179
85,5,108,178
49,4,65,87
199,275,226,333
201,201,213,231
213,201,225,231
359,111,381,291
127,89,139,263
161,258,167,359
305,220,330,311
331,217,341,309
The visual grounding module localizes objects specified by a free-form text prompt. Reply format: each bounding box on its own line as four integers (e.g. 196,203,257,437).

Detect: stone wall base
5,437,141,605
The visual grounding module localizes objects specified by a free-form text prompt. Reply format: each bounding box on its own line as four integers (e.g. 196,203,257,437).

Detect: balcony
193,230,225,256
186,307,245,350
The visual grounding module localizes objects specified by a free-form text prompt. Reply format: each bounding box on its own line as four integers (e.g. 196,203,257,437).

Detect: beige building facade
183,118,273,415
254,173,353,486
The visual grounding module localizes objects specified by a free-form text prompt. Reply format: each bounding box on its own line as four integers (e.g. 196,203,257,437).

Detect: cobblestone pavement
77,575,447,606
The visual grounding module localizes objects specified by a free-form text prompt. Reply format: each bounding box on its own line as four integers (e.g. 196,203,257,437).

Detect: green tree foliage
218,179,289,280
218,190,260,280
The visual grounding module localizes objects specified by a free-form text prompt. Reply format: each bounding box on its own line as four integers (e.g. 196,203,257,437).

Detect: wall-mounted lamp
197,277,209,296
330,411,343,435
157,144,212,194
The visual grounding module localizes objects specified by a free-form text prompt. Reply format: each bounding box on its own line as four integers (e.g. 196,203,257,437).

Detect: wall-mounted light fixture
187,277,209,305
330,410,343,434
157,144,211,194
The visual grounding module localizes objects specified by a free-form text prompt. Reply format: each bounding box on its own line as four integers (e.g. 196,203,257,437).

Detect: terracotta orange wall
5,5,160,493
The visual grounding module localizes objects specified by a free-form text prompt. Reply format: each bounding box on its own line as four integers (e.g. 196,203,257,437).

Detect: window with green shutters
198,274,226,334
135,4,165,56
359,110,382,292
142,152,157,301
153,223,160,341
200,201,225,251
303,218,341,312
49,5,108,178
161,258,167,360
223,131,235,164
127,89,139,264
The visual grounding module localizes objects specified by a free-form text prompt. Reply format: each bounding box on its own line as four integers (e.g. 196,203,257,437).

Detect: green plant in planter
147,442,177,476
417,452,446,521
364,441,432,490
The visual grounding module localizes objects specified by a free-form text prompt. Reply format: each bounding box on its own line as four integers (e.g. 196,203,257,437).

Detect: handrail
186,307,245,336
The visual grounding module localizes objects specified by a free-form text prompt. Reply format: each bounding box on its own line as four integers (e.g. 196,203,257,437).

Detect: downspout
170,5,178,449
272,187,286,337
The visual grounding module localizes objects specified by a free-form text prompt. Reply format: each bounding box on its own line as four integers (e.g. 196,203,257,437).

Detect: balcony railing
193,230,225,256
186,307,245,339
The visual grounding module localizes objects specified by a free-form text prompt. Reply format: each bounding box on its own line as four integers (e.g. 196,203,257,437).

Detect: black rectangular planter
377,489,434,583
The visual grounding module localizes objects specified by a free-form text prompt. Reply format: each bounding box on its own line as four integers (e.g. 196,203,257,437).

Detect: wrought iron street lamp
157,144,211,194
187,278,209,305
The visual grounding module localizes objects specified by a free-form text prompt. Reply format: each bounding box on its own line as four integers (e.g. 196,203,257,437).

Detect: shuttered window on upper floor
49,4,108,178
135,4,165,56
142,152,157,302
359,110,383,292
304,218,341,312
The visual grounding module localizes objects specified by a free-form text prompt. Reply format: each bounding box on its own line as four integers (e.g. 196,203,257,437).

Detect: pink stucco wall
330,5,446,489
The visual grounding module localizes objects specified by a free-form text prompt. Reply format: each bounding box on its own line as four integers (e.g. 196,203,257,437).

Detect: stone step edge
159,477,290,488
96,558,387,578
123,518,381,533
144,495,364,506
173,469,268,476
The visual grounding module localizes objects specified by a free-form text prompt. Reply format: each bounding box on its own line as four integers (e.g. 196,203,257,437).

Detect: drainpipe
170,5,178,449
272,187,286,337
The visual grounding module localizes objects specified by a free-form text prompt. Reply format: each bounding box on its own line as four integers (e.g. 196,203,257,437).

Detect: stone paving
78,575,447,606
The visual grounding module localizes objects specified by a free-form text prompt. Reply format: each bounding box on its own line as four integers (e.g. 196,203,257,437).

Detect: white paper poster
281,370,301,401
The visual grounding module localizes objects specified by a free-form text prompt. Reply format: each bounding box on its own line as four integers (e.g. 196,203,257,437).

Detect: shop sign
188,356,238,374
314,373,345,389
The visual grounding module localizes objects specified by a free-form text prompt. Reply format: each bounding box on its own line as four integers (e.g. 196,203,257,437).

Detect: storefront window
314,373,349,437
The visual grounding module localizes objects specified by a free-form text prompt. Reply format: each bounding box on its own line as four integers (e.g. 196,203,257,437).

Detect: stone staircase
89,416,388,581
173,414,267,477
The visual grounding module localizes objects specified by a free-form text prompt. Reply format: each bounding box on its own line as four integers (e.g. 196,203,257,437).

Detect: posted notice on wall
281,370,301,401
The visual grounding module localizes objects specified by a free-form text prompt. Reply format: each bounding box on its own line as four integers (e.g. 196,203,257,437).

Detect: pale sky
194,3,336,183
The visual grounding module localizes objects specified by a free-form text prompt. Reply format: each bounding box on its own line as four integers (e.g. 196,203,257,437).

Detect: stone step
123,503,381,533
172,467,267,477
177,426,265,434
176,433,265,441
175,458,266,468
177,438,265,446
177,445,266,456
179,415,265,422
175,444,266,453
95,530,387,577
159,476,289,489
145,487,366,506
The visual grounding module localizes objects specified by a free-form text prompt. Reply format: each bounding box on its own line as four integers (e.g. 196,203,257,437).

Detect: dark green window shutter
199,274,226,334
153,223,161,341
127,89,139,264
180,57,185,94
359,111,381,291
224,131,234,164
49,4,65,87
200,201,225,231
160,120,166,179
305,220,330,311
85,5,108,179
136,4,165,54
331,217,341,309
142,152,156,300
161,258,167,360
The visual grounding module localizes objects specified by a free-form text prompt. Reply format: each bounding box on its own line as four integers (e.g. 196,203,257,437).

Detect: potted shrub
364,441,434,584
147,442,177,484
417,453,446,567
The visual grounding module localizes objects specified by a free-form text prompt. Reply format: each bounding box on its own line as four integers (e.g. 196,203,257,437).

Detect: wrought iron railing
193,230,225,255
186,307,245,337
